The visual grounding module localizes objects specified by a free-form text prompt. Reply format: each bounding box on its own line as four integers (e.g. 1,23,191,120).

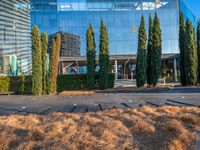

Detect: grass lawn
0,106,199,150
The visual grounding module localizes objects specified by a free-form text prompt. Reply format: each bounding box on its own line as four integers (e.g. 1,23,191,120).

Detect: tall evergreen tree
41,32,48,94
86,23,96,89
31,25,42,95
136,15,147,87
179,13,186,86
185,19,198,85
47,38,56,94
147,15,154,86
152,13,162,86
197,21,200,83
99,19,110,90
53,33,61,93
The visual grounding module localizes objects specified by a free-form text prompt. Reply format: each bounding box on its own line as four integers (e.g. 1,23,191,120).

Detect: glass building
0,0,31,76
30,0,198,81
31,0,182,55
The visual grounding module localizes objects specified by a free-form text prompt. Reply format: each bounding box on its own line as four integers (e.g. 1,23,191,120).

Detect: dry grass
59,91,96,96
0,106,199,150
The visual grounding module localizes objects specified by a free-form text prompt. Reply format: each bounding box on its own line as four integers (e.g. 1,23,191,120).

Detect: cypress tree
152,13,162,86
53,33,61,93
47,38,56,94
197,21,200,83
147,15,154,86
41,32,48,94
179,13,186,86
136,15,147,87
31,25,42,95
185,19,198,85
86,23,96,89
99,19,110,90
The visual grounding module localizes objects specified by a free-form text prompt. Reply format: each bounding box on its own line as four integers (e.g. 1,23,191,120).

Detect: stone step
146,101,166,107
167,99,200,107
72,104,88,113
87,104,101,112
121,103,142,109
165,101,188,107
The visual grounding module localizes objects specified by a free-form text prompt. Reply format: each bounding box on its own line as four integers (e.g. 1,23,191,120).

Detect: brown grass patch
59,91,96,96
130,118,155,134
168,139,185,150
0,106,199,150
28,128,45,141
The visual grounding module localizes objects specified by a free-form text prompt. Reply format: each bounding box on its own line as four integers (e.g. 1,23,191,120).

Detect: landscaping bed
96,86,172,93
59,86,173,96
0,106,199,150
59,91,96,96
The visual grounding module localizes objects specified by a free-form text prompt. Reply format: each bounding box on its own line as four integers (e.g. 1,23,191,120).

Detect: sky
183,0,200,19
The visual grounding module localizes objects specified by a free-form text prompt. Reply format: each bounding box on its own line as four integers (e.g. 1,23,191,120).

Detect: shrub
136,15,147,87
99,19,110,90
53,33,61,93
152,13,162,86
0,74,115,94
107,73,115,88
57,74,87,92
179,13,186,86
147,15,154,86
41,32,48,94
0,77,10,93
0,76,32,94
86,24,96,89
32,25,42,95
47,38,56,94
57,74,115,92
185,19,198,85
47,33,61,94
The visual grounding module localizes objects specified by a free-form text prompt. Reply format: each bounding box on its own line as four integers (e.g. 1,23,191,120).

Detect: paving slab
0,109,18,115
87,104,101,112
72,104,88,113
99,104,115,111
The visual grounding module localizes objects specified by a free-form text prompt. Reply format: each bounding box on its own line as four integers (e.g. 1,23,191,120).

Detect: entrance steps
114,79,178,88
114,79,136,88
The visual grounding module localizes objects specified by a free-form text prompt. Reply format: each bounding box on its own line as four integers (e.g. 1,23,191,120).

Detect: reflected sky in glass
31,0,188,56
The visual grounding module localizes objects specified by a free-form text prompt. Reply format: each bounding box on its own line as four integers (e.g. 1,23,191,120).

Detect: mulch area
59,86,172,96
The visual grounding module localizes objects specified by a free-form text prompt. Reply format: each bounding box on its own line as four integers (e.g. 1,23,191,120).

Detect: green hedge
0,76,32,94
107,73,115,88
0,77,10,93
57,73,115,92
0,74,115,94
57,74,87,92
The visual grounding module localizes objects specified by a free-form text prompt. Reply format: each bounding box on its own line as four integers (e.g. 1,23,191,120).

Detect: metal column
115,60,118,80
173,58,178,82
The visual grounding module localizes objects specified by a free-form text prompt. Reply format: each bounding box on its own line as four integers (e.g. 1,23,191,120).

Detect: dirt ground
0,106,199,150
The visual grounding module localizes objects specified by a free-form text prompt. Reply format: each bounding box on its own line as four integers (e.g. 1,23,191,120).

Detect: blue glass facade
179,0,198,27
30,0,185,56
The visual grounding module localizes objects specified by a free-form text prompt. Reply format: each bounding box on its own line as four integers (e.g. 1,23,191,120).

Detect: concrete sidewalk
0,87,199,115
